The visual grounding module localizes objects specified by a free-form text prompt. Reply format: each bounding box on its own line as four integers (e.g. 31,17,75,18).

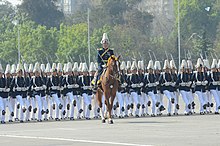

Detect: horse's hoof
109,120,114,124
102,119,106,123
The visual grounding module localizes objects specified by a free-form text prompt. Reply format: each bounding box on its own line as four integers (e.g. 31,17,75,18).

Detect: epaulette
97,48,102,51
109,48,114,50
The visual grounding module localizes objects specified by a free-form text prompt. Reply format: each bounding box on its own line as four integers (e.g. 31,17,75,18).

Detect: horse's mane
107,55,118,66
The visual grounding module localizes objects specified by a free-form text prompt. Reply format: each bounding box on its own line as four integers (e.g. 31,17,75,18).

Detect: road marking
0,128,58,133
0,134,153,146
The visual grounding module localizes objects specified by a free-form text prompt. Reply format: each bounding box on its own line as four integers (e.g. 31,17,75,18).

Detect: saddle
98,68,107,85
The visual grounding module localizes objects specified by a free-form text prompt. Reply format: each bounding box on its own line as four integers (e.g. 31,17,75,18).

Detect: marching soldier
159,60,175,116
0,64,13,123
89,62,100,119
187,60,196,113
144,60,159,117
5,64,14,122
22,63,31,121
208,59,220,114
79,63,93,120
40,63,49,120
57,63,66,119
127,61,141,117
138,61,148,117
124,61,132,117
45,63,54,120
47,63,63,121
170,59,179,115
116,61,128,118
10,64,18,121
30,62,46,121
62,62,77,120
11,64,27,123
177,60,192,115
203,59,212,113
72,62,83,119
193,58,207,115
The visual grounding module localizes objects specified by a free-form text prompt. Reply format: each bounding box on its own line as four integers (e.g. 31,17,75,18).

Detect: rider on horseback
92,33,114,91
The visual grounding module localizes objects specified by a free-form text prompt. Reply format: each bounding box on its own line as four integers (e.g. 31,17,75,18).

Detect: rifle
165,50,169,60
148,51,152,61
152,51,157,61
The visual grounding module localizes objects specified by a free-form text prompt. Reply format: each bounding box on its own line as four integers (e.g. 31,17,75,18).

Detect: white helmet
154,61,161,70
120,61,126,70
57,63,62,72
24,63,29,73
16,63,23,73
163,60,170,69
147,60,154,70
196,58,203,68
51,63,57,72
5,64,10,74
29,64,33,73
131,61,137,71
0,64,3,73
72,62,79,72
89,62,96,72
11,64,16,74
63,63,67,72
181,60,187,69
78,62,83,72
45,63,51,73
127,61,132,70
100,33,110,44
65,62,72,73
203,59,210,69
170,60,177,69
33,62,40,73
187,60,193,70
82,63,88,72
138,61,144,70
211,59,218,69
40,64,46,72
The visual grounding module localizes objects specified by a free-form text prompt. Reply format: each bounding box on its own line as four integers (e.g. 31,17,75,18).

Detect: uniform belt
51,86,59,90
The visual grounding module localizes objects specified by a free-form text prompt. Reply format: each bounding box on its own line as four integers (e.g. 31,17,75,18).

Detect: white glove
139,82,144,87
131,84,136,88
123,83,127,87
43,85,47,90
171,83,176,86
102,64,107,68
155,82,159,85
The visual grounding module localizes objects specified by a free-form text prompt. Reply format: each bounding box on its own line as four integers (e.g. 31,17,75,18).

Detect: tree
19,0,64,28
173,0,220,58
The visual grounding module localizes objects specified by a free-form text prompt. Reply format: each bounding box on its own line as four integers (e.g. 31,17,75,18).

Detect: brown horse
96,55,120,124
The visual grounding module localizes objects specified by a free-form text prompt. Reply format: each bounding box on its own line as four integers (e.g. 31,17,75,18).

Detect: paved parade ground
0,112,220,146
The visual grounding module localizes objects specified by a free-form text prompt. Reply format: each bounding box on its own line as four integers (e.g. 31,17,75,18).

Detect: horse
96,55,120,124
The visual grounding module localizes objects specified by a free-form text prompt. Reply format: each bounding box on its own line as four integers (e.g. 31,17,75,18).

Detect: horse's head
107,55,120,73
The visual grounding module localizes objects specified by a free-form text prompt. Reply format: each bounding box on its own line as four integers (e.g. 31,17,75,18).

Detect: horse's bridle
103,59,120,86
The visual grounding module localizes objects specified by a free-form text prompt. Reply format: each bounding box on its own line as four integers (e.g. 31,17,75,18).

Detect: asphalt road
0,112,220,146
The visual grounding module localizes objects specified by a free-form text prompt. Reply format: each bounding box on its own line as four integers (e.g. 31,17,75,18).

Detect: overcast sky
6,0,21,6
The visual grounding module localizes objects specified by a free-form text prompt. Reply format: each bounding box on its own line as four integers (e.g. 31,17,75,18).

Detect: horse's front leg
108,95,116,124
96,91,105,123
